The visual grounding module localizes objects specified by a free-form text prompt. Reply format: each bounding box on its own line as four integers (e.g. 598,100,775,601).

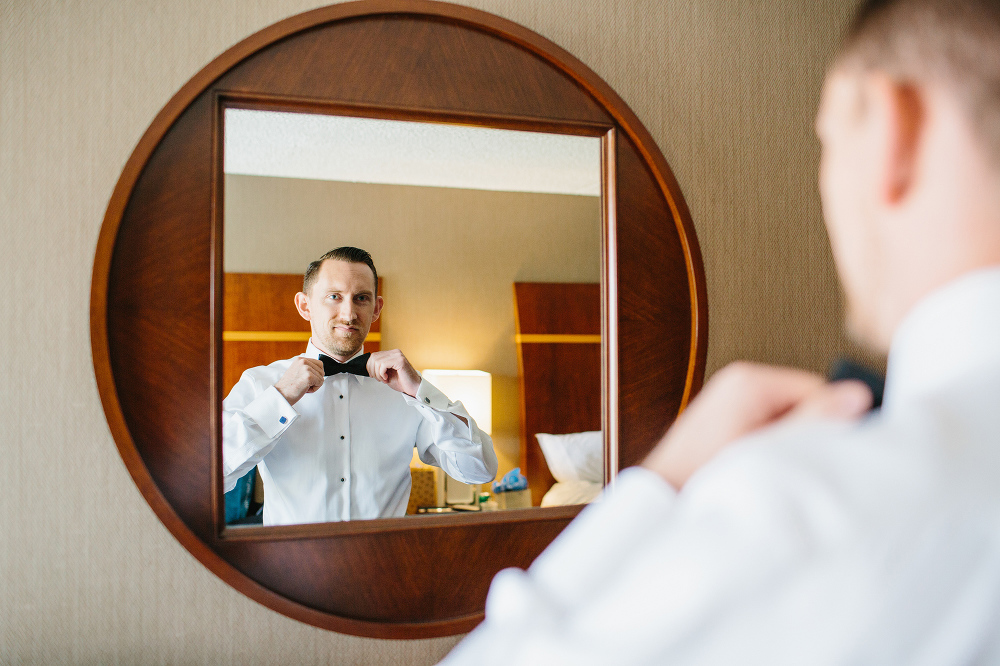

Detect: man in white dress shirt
444,0,1000,663
223,247,498,526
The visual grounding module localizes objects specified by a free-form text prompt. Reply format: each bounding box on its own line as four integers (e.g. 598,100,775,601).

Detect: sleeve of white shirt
440,467,677,665
406,379,499,484
221,373,299,492
440,421,871,665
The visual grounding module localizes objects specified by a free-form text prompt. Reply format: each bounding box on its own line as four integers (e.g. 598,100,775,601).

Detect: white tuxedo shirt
444,267,1000,665
223,341,498,526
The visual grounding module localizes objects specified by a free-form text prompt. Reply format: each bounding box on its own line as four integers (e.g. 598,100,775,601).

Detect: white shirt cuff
411,378,452,410
244,385,298,439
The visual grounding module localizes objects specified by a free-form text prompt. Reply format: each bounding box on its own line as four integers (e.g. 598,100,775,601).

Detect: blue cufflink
279,416,287,424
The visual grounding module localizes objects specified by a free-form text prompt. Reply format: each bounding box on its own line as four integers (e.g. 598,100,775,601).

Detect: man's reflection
222,247,498,525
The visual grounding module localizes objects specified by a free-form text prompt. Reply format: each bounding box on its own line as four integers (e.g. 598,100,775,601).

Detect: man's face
296,259,382,360
816,71,885,347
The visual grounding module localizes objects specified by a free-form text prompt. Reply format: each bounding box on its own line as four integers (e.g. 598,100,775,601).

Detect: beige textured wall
224,174,602,476
1,0,861,662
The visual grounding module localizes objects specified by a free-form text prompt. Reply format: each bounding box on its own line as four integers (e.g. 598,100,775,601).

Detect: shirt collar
883,266,1000,412
305,339,366,363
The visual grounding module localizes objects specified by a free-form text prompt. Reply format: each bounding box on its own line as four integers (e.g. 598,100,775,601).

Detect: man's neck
310,339,362,363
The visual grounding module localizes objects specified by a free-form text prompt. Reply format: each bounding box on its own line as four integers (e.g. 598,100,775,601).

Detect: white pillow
535,431,603,483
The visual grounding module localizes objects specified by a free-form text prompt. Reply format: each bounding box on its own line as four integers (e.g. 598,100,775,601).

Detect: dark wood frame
91,0,708,639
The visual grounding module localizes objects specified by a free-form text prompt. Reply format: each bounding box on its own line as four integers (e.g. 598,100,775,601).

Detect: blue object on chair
224,468,257,523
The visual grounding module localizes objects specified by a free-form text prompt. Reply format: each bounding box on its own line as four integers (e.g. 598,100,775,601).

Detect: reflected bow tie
318,353,371,378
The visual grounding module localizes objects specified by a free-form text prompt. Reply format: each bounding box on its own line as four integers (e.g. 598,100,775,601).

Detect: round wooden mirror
91,0,707,638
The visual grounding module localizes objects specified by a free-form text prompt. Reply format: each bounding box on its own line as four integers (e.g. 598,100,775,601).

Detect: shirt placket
326,374,352,522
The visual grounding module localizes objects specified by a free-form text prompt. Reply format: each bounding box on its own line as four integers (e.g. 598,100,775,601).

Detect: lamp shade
420,369,492,435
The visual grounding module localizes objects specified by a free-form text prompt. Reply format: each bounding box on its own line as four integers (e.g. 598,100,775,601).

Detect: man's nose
337,300,358,322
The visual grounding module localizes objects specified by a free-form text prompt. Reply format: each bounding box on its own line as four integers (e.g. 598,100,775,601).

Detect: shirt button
340,478,345,482
339,395,344,399
424,397,430,404
340,435,345,440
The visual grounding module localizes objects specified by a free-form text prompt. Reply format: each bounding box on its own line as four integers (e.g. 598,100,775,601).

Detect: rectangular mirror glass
221,106,605,527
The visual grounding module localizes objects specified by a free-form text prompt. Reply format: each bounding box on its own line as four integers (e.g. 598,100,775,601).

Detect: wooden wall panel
515,283,602,505
223,273,307,332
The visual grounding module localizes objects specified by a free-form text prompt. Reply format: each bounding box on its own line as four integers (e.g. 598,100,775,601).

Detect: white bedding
541,479,603,507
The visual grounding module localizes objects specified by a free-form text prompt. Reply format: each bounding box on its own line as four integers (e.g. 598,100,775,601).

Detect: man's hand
643,362,873,490
367,349,422,397
273,357,325,405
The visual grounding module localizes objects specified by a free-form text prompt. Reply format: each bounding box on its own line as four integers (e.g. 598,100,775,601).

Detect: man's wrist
403,376,421,398
273,381,299,405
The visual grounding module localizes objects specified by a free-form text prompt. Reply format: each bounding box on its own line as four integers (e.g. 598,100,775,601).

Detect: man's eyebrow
324,287,373,296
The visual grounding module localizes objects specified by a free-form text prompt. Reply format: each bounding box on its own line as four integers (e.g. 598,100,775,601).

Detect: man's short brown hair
303,247,378,296
836,0,1000,163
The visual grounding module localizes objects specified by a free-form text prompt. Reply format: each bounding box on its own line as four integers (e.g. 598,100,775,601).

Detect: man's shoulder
708,415,925,493
690,406,1000,535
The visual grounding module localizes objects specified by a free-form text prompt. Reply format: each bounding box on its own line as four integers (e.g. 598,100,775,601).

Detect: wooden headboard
514,282,602,506
223,273,382,395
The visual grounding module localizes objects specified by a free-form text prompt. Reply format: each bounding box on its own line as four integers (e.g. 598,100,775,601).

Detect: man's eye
327,294,340,301
356,295,369,302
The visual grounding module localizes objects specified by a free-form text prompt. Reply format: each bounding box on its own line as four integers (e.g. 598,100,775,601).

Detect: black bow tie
318,353,371,378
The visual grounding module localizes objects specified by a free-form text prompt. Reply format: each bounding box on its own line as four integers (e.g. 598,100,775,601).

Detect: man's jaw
844,299,892,356
312,324,367,362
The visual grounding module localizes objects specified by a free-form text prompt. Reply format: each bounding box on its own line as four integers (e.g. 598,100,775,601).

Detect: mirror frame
91,0,708,639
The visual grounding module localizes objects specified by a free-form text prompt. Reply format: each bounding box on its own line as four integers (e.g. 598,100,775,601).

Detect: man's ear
294,291,311,321
875,76,924,204
372,295,384,322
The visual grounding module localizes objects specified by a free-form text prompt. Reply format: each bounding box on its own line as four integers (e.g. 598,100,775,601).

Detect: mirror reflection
221,108,604,526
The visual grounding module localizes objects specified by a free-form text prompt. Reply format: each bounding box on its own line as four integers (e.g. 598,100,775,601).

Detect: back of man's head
817,0,1000,349
837,0,1000,166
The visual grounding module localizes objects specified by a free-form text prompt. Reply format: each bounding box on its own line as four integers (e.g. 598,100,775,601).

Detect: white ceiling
224,109,602,197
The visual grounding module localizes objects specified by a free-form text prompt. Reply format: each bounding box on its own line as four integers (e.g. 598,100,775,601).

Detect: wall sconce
420,369,492,435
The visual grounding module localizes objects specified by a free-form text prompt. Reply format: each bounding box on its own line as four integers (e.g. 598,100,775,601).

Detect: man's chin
330,335,365,358
314,333,365,360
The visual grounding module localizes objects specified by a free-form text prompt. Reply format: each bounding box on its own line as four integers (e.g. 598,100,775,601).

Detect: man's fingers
365,350,418,396
366,357,384,381
736,364,826,413
789,380,873,421
644,363,837,491
366,358,388,382
703,363,826,436
300,360,325,388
